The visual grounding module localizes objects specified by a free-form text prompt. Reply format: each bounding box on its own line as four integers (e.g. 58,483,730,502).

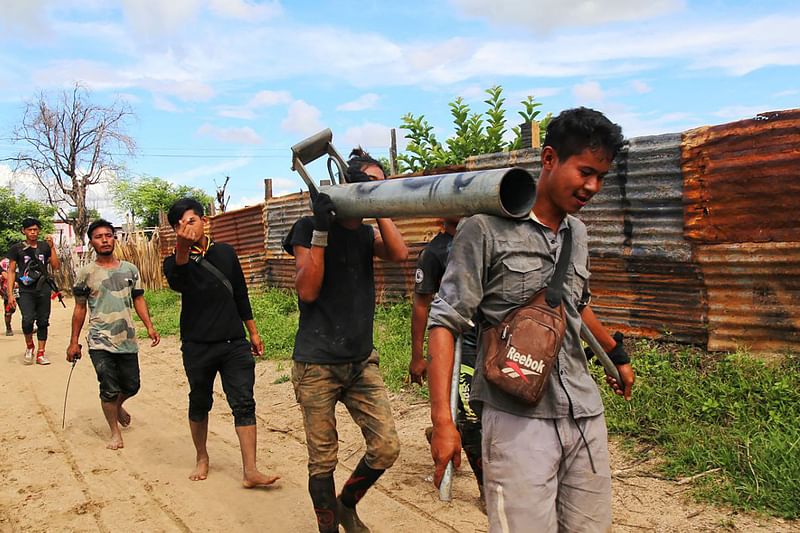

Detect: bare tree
6,83,135,243
215,175,231,213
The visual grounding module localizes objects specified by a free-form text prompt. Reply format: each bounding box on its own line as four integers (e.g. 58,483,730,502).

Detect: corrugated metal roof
683,109,800,243
265,191,312,259
207,204,266,284
696,241,800,352
623,134,690,261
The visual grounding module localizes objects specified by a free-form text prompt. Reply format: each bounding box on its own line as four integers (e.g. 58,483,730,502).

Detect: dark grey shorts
88,350,141,402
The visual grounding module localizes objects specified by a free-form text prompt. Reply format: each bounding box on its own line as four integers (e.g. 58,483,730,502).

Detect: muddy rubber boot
336,498,370,533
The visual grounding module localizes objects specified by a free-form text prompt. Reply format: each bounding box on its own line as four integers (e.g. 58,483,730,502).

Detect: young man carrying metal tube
427,108,636,532
284,148,408,533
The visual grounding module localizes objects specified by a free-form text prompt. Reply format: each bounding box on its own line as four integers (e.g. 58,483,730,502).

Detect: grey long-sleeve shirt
427,213,604,419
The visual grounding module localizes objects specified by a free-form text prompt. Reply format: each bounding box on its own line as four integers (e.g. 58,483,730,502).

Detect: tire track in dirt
29,381,110,533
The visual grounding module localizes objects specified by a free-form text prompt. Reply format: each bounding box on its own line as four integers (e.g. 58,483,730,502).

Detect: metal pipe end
499,168,537,218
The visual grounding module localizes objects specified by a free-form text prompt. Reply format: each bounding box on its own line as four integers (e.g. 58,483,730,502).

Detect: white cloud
450,0,684,31
603,105,700,137
573,81,605,103
511,87,562,100
120,0,202,39
117,92,141,103
773,89,798,98
0,0,50,36
337,93,380,112
267,176,303,196
153,94,180,112
208,0,282,21
196,124,264,145
712,105,771,120
21,10,800,103
249,90,292,107
226,194,265,210
341,122,399,151
217,89,292,119
631,80,652,94
170,157,252,183
146,79,215,102
280,100,323,135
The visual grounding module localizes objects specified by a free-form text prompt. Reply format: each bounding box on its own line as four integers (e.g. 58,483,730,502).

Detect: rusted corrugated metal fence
157,110,799,353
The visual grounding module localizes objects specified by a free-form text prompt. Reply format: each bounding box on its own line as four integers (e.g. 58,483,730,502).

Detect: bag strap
545,224,573,308
196,257,234,296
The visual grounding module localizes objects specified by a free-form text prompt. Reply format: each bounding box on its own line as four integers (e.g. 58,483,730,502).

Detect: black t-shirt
5,241,51,292
414,231,478,360
283,216,375,364
163,242,254,343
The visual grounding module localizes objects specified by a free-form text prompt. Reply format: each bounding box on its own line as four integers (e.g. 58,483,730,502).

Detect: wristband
607,331,630,365
311,230,329,248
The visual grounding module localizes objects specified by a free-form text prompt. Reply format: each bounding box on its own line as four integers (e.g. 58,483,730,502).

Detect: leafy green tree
111,177,212,228
0,187,56,254
397,86,550,172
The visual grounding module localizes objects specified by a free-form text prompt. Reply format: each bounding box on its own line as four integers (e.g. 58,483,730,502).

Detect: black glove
311,192,335,232
585,331,630,365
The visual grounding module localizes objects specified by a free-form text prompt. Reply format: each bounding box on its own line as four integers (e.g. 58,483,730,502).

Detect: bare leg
189,418,210,481
117,394,131,427
100,400,124,450
24,333,34,346
4,314,12,333
236,425,280,488
37,339,46,352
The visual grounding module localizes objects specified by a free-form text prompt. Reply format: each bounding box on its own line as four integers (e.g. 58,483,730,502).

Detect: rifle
46,277,66,308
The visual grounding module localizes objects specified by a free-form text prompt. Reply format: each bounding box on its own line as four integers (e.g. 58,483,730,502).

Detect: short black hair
346,147,386,183
167,198,205,228
21,217,41,229
543,107,625,162
87,219,115,239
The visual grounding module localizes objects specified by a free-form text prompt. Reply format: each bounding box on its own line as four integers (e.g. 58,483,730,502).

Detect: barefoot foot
242,470,280,488
106,434,124,450
118,407,131,427
189,457,209,481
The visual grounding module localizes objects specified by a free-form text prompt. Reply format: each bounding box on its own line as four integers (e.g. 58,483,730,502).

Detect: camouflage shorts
292,351,400,478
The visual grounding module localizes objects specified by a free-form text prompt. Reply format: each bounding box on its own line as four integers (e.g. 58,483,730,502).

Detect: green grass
595,340,800,519
140,289,799,518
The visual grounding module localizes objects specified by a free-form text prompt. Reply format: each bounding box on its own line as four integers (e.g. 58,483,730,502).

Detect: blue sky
0,0,798,217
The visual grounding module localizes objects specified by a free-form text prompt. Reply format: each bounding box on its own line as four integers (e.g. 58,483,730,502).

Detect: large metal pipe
320,167,536,219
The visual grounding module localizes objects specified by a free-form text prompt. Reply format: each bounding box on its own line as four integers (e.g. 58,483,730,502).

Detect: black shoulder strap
196,257,234,296
545,224,572,308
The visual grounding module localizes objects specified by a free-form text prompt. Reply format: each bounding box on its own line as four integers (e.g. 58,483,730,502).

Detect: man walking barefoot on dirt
428,108,635,532
67,219,160,450
284,148,408,533
5,217,60,364
163,198,279,488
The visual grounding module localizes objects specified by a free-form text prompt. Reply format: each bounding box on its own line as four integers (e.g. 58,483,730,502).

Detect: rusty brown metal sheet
265,191,312,259
209,204,265,253
696,241,800,352
589,257,707,345
207,204,267,285
683,109,800,244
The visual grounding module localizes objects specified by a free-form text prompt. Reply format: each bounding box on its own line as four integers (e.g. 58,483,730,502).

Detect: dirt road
1,301,796,532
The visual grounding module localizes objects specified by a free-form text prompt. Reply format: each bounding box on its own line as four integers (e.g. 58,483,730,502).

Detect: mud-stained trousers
481,405,612,533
